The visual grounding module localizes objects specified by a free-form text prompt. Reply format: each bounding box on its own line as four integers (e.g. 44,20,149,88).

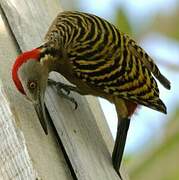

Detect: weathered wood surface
0,5,73,180
0,82,39,180
0,0,128,179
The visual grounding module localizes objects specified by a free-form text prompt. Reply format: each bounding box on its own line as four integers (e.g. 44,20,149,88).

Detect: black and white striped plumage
44,11,170,114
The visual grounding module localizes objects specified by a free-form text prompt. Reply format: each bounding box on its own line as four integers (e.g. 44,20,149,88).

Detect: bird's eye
28,81,37,90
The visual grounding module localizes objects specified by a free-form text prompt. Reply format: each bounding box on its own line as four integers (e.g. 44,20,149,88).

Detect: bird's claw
48,79,78,109
56,88,78,109
56,83,71,95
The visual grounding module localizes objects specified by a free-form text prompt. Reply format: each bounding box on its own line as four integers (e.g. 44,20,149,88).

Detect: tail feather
145,59,171,90
145,60,171,90
112,118,131,179
155,98,167,114
143,98,167,114
128,41,171,90
155,73,171,90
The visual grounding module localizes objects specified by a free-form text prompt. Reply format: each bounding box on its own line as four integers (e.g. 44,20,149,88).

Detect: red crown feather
12,48,41,94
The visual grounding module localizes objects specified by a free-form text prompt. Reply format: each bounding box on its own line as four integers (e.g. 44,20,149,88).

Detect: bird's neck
39,46,66,72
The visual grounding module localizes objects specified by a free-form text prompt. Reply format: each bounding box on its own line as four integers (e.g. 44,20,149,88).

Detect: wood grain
0,3,73,180
0,83,39,180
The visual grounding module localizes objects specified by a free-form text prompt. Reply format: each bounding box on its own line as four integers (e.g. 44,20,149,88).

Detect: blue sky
78,0,179,154
79,0,178,20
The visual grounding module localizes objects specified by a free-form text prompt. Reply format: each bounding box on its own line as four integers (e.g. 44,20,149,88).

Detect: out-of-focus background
60,0,179,179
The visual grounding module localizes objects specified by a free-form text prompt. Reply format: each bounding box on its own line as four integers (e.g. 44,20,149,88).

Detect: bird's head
12,48,49,134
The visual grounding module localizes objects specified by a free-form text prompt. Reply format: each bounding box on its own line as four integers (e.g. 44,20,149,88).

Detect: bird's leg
48,79,78,109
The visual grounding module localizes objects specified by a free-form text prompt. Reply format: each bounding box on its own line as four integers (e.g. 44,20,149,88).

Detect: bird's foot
48,79,78,94
48,79,78,109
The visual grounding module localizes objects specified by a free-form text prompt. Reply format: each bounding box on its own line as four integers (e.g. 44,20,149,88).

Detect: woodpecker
12,11,170,179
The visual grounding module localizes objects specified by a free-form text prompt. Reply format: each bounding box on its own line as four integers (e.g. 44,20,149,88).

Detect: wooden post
0,0,129,179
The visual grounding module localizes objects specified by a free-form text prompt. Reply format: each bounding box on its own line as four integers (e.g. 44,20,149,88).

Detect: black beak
34,95,48,135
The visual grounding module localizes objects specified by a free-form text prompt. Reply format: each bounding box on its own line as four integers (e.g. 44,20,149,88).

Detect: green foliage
115,8,133,36
128,105,179,180
151,10,179,41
